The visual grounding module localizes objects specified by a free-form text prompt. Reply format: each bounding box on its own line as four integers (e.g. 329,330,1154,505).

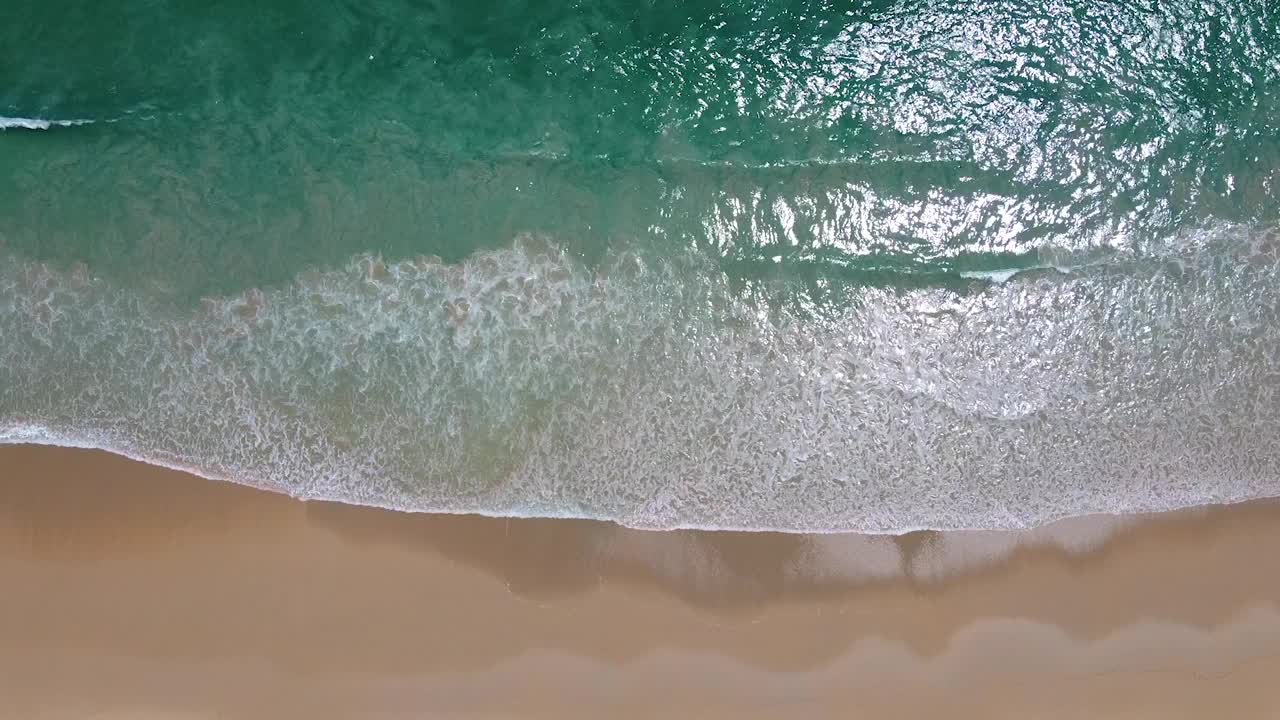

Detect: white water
3,229,1280,532
0,116,94,130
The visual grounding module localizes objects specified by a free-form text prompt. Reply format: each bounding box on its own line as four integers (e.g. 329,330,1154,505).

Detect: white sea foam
3,229,1280,532
959,268,1023,283
0,116,94,130
958,264,1075,283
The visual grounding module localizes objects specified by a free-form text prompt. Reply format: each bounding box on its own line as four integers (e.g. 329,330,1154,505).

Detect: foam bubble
0,116,94,130
3,229,1280,532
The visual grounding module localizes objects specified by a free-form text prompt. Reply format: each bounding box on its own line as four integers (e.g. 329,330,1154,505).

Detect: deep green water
2,0,1280,531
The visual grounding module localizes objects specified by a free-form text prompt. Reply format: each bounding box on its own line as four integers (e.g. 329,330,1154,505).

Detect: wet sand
1,443,1278,718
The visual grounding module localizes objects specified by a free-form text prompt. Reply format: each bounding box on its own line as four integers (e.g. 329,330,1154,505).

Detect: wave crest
0,116,95,130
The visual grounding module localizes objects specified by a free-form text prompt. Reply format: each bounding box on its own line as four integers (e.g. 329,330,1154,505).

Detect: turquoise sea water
2,0,1279,531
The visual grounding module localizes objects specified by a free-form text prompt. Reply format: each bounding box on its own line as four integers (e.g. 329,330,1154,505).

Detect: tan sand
1,443,1279,718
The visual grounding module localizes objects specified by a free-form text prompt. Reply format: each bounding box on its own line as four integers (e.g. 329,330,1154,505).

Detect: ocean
2,0,1279,531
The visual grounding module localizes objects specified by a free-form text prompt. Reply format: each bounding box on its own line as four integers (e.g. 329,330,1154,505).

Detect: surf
4,226,1279,533
0,116,94,130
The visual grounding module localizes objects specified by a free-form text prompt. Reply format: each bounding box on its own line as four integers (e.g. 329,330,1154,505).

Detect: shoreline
1,439,1270,536
3,443,1280,717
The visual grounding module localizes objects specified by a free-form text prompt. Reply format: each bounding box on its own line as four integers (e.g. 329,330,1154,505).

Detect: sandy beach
2,443,1279,719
